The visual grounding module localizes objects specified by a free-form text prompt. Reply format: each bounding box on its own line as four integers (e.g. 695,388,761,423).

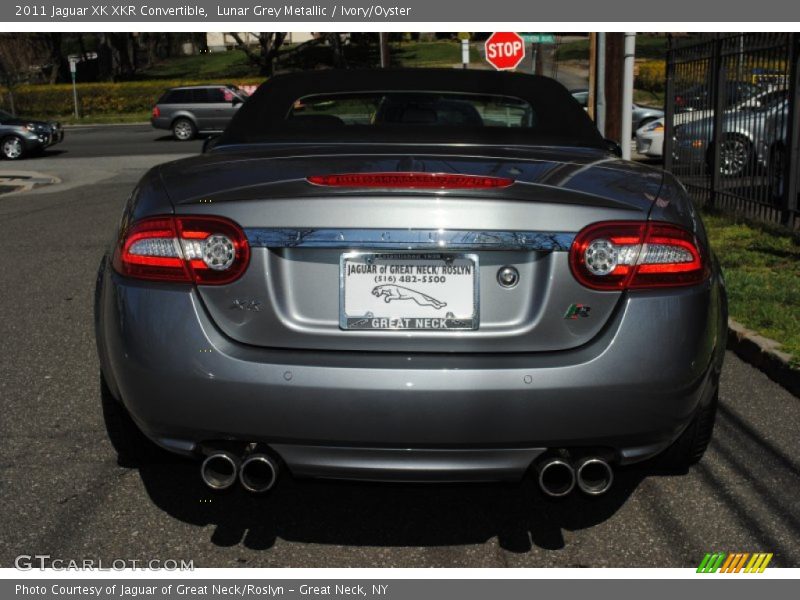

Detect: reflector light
569,221,708,290
307,172,515,189
112,215,249,284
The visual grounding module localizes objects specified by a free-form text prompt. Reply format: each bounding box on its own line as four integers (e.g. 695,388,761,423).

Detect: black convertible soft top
218,68,605,148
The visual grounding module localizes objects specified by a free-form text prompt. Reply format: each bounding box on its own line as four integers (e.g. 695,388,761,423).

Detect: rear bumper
96,261,725,480
150,117,171,130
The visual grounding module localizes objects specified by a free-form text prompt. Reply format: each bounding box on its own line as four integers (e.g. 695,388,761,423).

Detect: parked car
570,89,664,132
637,88,788,162
673,92,788,177
0,109,64,160
635,117,665,158
96,70,726,498
674,80,761,113
150,84,249,140
756,101,796,201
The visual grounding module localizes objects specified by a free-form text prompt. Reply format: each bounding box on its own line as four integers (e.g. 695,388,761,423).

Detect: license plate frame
339,252,479,331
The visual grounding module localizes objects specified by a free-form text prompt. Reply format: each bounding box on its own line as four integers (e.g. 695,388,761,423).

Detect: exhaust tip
537,458,576,497
201,451,239,490
576,458,613,496
239,454,278,493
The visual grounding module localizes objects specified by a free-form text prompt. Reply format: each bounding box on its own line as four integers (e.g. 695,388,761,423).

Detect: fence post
783,33,800,227
663,35,675,173
709,34,726,211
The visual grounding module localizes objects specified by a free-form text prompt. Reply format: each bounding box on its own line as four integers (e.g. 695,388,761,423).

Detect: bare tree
0,34,48,114
229,33,287,76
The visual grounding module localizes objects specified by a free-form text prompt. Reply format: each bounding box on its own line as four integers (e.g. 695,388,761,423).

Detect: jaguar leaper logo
697,552,773,573
372,285,447,310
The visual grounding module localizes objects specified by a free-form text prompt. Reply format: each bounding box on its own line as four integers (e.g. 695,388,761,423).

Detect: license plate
340,253,479,330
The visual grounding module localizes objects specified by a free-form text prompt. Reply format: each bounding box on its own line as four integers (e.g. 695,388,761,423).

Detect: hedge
635,60,666,94
0,78,264,118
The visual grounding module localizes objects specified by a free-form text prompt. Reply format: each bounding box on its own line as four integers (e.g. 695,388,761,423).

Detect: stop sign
484,32,526,71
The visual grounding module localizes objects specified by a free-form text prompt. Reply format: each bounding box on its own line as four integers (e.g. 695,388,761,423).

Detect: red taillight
307,172,514,189
112,215,250,285
569,221,708,290
152,106,160,118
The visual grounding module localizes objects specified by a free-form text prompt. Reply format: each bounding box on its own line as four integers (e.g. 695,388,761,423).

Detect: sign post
459,34,471,69
69,58,79,119
484,32,526,71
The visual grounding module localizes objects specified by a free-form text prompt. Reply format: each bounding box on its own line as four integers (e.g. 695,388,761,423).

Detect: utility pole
379,33,390,68
621,32,636,159
535,43,543,75
588,33,596,121
596,32,607,137
604,33,624,146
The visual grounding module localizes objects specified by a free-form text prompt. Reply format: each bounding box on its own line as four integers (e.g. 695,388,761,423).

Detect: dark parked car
150,84,248,140
96,70,727,498
0,109,64,160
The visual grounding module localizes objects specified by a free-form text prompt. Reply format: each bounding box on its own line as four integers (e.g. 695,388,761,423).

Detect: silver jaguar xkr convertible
95,69,727,497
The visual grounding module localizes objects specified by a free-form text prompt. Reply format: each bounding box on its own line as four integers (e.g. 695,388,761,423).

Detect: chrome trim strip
245,228,575,251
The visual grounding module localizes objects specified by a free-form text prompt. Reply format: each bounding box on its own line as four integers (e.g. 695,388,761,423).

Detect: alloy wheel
2,137,23,160
719,137,750,177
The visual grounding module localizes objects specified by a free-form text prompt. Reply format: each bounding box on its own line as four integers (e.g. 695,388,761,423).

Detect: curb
727,319,800,397
63,122,150,130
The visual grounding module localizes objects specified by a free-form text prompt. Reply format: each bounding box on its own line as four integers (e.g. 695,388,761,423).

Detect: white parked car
635,118,665,158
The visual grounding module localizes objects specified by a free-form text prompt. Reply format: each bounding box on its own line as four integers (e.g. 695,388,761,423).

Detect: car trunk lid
160,146,663,353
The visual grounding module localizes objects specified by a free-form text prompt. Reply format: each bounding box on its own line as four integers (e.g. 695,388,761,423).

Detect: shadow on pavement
136,457,647,553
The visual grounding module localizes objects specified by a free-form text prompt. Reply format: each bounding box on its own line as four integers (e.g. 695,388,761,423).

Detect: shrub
0,78,264,118
636,60,666,93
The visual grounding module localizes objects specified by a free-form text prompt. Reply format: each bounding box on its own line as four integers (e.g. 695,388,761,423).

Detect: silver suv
150,85,248,140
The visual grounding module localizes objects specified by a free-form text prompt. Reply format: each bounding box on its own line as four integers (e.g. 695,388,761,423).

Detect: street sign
484,32,526,71
521,33,556,44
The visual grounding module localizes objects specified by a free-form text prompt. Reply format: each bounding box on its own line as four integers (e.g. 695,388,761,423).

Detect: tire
171,118,196,141
769,145,785,202
656,390,718,471
100,371,164,465
718,135,751,177
1,135,25,160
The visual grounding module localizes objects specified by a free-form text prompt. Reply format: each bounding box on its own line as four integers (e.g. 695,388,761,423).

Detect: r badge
564,303,591,319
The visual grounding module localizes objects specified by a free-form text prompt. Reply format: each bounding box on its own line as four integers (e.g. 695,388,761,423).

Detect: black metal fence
663,33,800,230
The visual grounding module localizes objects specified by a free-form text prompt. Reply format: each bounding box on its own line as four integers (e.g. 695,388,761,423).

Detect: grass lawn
138,42,479,81
634,89,665,108
139,50,258,80
703,212,800,366
558,34,669,61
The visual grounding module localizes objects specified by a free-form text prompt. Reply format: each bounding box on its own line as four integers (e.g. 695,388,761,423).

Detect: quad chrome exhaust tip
200,451,240,490
575,457,614,496
239,453,279,493
537,458,576,497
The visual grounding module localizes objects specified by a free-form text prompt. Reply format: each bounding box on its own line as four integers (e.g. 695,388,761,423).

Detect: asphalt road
0,126,798,568
51,123,205,158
